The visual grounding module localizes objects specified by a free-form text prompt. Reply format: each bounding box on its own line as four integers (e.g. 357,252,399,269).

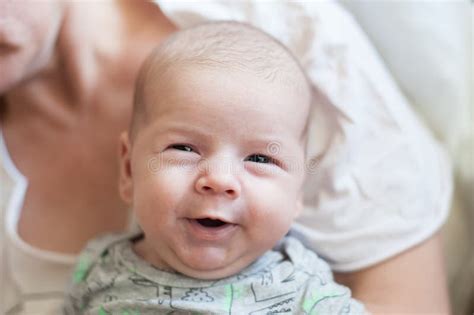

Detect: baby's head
119,22,312,279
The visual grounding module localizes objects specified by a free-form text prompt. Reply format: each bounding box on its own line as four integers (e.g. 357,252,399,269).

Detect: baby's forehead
147,65,310,143
154,63,308,110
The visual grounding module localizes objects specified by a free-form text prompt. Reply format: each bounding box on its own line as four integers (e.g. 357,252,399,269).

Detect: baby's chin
134,238,258,280
167,248,257,280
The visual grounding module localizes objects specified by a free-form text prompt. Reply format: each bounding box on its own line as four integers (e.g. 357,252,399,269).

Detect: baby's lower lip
185,219,237,241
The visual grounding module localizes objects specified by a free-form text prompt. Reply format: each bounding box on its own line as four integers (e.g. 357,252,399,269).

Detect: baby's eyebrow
244,138,294,154
154,124,213,138
152,122,300,153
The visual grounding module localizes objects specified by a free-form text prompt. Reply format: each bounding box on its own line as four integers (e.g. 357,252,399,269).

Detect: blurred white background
340,1,473,313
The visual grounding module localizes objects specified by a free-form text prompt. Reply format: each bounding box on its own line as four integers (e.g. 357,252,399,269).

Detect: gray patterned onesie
64,233,364,314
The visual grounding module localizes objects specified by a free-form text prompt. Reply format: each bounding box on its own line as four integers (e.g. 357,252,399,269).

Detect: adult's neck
0,1,177,254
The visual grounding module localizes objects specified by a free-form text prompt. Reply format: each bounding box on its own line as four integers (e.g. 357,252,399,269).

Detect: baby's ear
119,131,133,204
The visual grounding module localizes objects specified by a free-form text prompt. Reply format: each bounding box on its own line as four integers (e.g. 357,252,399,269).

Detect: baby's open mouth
196,218,228,228
187,217,238,240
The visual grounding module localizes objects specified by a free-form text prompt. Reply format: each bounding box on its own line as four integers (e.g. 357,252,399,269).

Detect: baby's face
121,66,310,279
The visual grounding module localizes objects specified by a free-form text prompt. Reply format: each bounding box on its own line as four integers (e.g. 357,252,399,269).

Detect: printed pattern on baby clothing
64,233,365,314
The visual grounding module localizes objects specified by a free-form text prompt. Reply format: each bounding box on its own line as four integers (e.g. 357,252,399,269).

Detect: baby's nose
195,172,241,199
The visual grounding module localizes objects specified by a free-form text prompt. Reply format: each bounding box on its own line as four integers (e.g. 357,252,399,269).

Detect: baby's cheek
147,169,190,208
247,194,292,227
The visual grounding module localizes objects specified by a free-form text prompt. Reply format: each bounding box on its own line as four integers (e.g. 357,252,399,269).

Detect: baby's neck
133,238,176,274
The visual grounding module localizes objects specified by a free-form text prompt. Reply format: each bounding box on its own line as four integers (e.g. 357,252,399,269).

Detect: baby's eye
245,154,273,164
169,144,194,152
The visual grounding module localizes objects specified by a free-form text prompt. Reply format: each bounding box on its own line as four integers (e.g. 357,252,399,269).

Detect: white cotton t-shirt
0,1,452,314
